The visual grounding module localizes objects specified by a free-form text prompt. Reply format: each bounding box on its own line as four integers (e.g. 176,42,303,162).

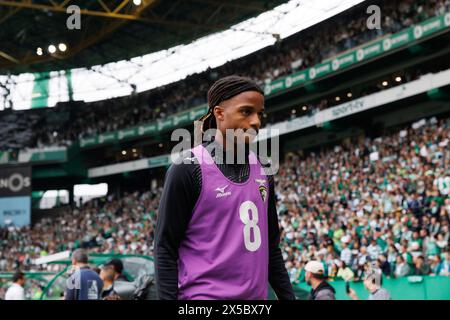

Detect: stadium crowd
1,0,449,302
0,189,161,273
1,0,449,152
1,116,449,290
278,116,450,283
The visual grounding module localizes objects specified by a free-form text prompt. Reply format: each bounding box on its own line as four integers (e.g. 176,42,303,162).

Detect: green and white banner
88,155,171,178
17,147,67,163
0,147,67,165
80,104,208,148
31,72,50,109
258,68,450,141
148,155,171,168
263,12,450,96
0,152,9,164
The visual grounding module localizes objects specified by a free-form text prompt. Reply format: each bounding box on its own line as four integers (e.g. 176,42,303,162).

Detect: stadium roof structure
0,0,286,74
0,0,366,109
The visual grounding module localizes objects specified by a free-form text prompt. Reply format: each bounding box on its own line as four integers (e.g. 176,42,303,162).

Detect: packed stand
0,189,161,273
1,116,449,287
277,116,450,283
1,0,449,152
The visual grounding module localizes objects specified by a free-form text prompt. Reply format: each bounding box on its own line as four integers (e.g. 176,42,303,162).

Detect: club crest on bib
255,179,267,203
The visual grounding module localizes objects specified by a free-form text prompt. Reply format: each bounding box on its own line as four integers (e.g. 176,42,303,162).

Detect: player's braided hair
199,75,263,132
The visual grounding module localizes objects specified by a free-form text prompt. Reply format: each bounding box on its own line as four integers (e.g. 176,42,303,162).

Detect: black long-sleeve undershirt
154,141,295,300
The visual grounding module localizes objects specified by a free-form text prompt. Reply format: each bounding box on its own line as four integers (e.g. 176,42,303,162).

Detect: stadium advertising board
0,166,32,227
259,68,450,140
0,196,31,227
0,166,31,197
18,147,67,163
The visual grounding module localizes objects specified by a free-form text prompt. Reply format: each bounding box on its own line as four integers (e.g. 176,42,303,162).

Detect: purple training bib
178,144,269,299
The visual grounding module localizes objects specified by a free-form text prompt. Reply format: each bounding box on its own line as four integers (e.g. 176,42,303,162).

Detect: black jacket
309,281,336,300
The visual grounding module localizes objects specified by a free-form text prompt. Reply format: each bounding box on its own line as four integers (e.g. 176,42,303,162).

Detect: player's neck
213,130,232,151
212,132,249,164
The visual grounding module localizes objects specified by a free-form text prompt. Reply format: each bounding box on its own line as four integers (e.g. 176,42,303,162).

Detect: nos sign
0,166,31,197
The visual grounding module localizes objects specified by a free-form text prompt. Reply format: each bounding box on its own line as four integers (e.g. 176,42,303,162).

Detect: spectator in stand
4,271,26,300
377,255,392,278
100,265,121,300
305,261,336,300
439,252,450,276
348,268,391,300
394,255,411,278
104,258,128,282
337,261,355,282
413,256,431,275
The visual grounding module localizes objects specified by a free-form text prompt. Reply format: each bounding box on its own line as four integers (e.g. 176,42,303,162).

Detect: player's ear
213,105,225,122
